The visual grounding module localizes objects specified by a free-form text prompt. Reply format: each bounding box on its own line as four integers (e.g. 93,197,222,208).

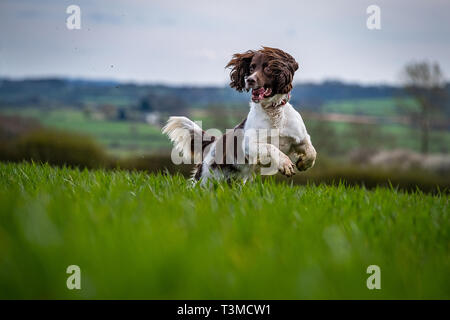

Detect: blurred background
0,0,449,191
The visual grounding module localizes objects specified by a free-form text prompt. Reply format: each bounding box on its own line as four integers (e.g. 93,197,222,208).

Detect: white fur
209,94,314,183
163,95,316,185
162,116,204,163
243,94,315,173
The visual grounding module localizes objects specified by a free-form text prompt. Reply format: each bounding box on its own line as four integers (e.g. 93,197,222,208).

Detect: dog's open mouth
251,87,272,102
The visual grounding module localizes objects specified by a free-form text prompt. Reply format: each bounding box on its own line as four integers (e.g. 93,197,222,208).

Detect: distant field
1,98,449,156
320,97,419,117
306,118,450,153
0,162,448,299
1,108,171,156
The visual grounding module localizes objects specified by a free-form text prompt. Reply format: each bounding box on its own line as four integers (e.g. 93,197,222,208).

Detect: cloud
0,0,449,84
88,12,125,25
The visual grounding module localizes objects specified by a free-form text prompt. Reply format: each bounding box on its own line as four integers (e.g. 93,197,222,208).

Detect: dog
163,47,316,184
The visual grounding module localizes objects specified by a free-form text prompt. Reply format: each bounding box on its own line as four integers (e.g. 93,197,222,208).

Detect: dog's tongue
252,87,272,101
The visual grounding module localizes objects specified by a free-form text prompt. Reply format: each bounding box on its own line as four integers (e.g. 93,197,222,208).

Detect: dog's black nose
246,77,255,85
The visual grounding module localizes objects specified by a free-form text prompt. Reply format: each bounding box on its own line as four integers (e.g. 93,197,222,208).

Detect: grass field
0,162,448,299
1,108,170,156
320,97,419,117
3,103,450,156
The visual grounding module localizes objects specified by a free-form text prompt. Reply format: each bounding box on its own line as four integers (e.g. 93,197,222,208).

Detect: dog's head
226,47,299,103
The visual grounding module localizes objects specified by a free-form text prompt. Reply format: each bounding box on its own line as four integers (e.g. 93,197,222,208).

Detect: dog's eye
249,65,255,72
264,66,272,74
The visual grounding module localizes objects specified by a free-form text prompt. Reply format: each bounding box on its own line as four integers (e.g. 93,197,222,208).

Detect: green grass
321,97,419,117
0,162,448,299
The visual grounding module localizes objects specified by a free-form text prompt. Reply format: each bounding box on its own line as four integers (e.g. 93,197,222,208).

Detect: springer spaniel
163,47,316,184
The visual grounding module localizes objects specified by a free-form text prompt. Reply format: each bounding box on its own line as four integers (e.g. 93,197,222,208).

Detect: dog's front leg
246,142,296,177
294,136,317,171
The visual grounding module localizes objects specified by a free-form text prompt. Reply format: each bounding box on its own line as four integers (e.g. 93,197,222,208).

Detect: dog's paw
296,151,316,172
279,155,296,177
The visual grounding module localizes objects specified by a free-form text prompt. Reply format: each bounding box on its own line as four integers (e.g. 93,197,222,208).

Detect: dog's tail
162,116,216,162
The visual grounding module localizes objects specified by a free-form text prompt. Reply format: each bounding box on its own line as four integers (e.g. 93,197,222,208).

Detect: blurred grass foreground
0,78,449,299
0,162,448,299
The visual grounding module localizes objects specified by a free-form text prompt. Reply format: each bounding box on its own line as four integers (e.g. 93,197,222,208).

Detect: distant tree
139,93,187,113
117,108,127,121
401,61,447,154
140,98,153,112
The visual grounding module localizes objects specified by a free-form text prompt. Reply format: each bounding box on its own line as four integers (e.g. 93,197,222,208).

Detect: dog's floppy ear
270,49,299,94
225,50,255,92
275,63,296,94
286,55,299,74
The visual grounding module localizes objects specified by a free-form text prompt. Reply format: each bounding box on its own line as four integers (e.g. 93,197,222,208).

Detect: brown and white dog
163,47,316,184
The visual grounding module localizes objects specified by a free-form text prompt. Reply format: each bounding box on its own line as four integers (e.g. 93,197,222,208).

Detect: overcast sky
0,0,449,85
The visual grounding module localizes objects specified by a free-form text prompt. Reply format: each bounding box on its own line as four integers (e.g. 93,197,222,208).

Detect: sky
0,0,449,86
